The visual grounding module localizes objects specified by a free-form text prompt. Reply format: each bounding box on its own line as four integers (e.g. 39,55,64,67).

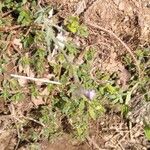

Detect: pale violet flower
83,89,96,100
74,87,96,100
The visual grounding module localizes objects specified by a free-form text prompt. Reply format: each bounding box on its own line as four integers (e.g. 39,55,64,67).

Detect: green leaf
66,16,80,33
30,84,39,97
95,104,105,113
66,42,78,55
62,101,72,115
88,105,96,120
121,105,129,116
84,48,94,61
106,84,117,94
77,25,89,37
1,89,10,101
144,124,150,140
20,55,30,67
11,93,24,102
23,34,34,48
45,27,54,50
17,10,32,26
79,100,85,113
125,83,138,105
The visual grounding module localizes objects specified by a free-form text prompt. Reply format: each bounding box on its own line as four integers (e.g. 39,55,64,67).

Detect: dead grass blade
10,74,61,85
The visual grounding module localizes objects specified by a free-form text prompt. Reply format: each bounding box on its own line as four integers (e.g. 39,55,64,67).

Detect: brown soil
0,0,150,150
42,135,90,150
43,114,150,150
41,0,150,149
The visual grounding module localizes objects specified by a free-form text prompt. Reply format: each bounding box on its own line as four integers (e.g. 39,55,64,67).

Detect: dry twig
22,116,45,127
0,25,21,32
10,74,61,85
2,10,13,18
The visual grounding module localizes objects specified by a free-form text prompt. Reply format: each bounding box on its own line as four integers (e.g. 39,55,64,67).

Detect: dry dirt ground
45,1,150,149
0,0,150,150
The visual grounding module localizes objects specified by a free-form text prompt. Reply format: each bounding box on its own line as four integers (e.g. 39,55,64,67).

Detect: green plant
65,16,89,37
0,1,150,148
17,9,32,25
39,106,60,139
144,124,150,140
32,48,46,74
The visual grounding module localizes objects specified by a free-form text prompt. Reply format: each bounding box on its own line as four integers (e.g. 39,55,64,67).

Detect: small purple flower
83,89,96,100
74,87,96,100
